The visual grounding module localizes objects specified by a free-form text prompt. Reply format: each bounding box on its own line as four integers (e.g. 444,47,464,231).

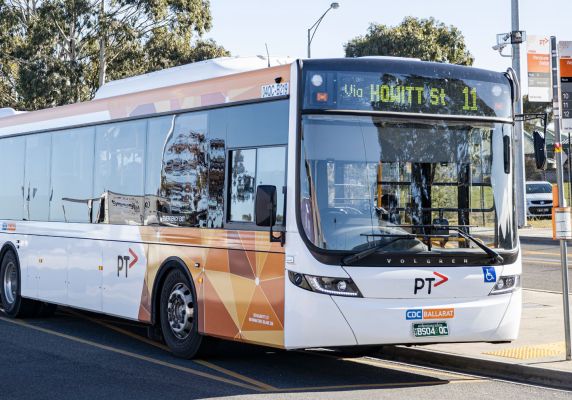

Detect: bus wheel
0,250,39,317
159,269,203,358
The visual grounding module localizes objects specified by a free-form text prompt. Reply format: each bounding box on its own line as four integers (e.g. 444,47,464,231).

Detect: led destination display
304,69,513,118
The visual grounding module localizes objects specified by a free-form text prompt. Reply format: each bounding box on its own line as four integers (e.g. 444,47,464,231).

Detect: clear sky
206,0,571,91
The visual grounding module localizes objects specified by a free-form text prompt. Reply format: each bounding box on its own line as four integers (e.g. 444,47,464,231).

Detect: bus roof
0,57,294,137
94,56,294,100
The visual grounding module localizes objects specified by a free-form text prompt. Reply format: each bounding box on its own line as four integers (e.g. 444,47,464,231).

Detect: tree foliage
344,17,474,66
0,0,229,110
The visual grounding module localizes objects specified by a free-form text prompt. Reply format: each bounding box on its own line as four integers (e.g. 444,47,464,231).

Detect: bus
0,56,521,358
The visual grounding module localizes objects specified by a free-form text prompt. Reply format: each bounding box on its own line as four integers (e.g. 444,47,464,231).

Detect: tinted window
159,112,209,227
226,100,288,148
207,108,227,229
229,146,286,224
94,120,146,224
257,147,286,223
24,134,52,221
50,128,95,223
145,116,174,225
0,136,25,219
229,149,257,222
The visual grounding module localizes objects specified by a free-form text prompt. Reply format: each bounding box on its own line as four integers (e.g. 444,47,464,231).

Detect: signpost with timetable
560,41,572,133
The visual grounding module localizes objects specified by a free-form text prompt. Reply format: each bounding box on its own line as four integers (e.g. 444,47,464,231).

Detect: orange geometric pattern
140,227,285,348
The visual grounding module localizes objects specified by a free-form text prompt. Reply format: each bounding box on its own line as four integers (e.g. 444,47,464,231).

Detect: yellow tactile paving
483,342,565,359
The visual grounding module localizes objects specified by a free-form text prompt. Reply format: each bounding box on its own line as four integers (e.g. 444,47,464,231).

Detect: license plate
536,207,549,213
413,322,449,337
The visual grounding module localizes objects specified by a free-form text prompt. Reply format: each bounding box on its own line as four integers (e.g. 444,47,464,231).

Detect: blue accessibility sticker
482,267,497,283
405,309,422,320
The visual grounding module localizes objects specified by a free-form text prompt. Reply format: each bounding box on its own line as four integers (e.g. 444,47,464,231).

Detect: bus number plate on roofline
413,322,449,338
261,82,290,98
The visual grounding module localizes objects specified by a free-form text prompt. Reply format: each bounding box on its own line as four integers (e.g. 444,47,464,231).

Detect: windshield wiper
390,224,504,264
448,227,504,264
342,234,416,266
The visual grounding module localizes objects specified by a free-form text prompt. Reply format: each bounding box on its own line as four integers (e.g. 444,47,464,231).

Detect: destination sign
304,70,512,118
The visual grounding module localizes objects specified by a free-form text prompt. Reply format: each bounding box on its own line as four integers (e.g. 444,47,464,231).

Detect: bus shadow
11,308,455,395
203,341,450,393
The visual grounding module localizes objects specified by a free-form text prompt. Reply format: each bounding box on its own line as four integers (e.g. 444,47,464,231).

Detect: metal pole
512,0,527,228
307,28,311,58
568,132,572,205
551,36,572,361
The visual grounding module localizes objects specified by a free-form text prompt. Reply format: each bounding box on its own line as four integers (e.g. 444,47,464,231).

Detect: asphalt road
521,242,572,292
0,241,568,400
0,306,570,400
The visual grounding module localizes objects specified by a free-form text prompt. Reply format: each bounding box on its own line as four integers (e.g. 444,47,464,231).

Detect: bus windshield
299,115,516,254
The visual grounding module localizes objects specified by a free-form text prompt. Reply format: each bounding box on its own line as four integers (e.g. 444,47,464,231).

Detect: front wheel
0,250,40,317
159,269,204,358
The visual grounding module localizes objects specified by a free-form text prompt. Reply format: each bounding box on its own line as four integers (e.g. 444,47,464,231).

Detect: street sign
559,41,572,132
553,207,572,240
527,35,551,102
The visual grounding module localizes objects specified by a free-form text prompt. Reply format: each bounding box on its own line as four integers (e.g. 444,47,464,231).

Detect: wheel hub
3,261,17,305
166,283,194,340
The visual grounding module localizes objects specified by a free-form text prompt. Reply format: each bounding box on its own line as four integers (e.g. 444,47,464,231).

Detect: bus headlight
288,271,362,297
489,275,521,295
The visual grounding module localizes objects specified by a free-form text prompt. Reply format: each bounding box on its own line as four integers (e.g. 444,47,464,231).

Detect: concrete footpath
518,227,556,245
379,230,572,390
381,289,572,390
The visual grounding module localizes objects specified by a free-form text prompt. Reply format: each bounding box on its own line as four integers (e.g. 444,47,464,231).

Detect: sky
206,0,571,92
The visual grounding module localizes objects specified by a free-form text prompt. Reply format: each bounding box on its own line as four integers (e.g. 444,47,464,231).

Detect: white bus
0,56,521,358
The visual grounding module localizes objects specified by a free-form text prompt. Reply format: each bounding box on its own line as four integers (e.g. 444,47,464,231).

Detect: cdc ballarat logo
405,309,423,320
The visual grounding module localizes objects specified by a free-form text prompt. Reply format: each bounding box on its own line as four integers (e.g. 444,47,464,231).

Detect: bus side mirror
533,130,546,170
255,185,277,227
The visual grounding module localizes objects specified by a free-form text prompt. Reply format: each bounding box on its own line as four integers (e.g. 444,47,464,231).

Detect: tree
0,0,229,110
344,17,474,66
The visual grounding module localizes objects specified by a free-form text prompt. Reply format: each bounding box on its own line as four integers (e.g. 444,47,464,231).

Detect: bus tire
0,250,40,318
159,269,204,359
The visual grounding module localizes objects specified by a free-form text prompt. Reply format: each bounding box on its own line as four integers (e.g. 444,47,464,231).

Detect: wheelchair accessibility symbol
482,267,497,283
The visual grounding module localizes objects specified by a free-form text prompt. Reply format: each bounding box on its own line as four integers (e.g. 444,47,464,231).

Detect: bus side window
0,136,25,220
228,146,286,225
94,120,146,225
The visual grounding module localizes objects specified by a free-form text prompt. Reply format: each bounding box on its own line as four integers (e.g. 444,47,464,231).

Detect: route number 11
463,87,478,111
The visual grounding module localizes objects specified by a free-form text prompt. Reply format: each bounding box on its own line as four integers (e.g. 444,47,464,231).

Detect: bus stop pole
551,36,572,361
512,0,527,228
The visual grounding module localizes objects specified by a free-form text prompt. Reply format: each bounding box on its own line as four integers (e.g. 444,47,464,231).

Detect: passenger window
0,136,25,220
229,149,257,222
228,146,286,224
157,112,209,227
94,120,146,225
144,116,174,226
207,109,227,228
25,134,52,221
50,128,95,223
257,147,286,224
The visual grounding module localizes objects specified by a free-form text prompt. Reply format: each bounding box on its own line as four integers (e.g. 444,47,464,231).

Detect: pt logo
117,248,139,278
414,272,448,294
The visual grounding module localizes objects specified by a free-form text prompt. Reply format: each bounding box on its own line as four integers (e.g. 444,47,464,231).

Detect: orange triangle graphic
241,286,282,331
203,276,240,339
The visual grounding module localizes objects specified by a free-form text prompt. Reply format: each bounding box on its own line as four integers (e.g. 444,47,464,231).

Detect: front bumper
283,280,521,348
